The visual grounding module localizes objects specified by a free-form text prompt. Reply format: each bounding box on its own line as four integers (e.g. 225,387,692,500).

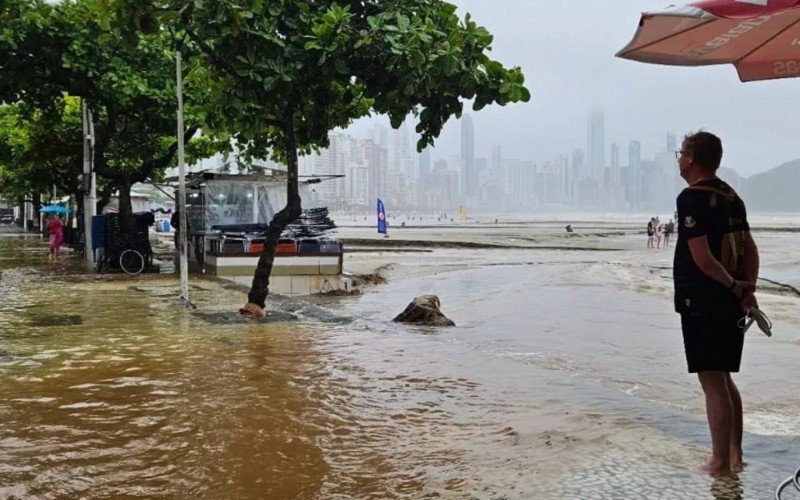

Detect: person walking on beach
664,219,674,248
673,131,759,475
655,221,664,249
647,218,655,248
46,214,64,260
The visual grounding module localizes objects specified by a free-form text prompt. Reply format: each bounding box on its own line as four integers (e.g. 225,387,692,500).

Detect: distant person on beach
565,224,573,233
655,222,664,249
664,220,674,247
47,214,64,260
673,131,759,475
647,218,655,248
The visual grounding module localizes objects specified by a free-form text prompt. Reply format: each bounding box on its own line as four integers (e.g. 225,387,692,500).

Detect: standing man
673,131,759,475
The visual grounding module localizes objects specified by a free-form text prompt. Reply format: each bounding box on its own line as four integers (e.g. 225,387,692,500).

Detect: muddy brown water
1,234,798,498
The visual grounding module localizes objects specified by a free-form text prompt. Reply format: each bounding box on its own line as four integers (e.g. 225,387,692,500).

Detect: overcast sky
349,0,800,178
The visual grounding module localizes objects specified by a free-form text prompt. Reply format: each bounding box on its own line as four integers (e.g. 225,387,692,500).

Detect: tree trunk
32,193,41,232
96,182,114,214
117,181,135,237
244,118,302,313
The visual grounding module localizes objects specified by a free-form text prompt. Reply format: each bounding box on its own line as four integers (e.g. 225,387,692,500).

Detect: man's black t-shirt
673,178,750,313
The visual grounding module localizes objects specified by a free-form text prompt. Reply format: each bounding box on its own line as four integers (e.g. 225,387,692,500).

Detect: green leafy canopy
113,0,530,158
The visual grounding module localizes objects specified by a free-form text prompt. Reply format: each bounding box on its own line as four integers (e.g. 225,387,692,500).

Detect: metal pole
82,99,95,263
39,193,44,235
252,185,259,223
176,48,190,307
88,108,97,232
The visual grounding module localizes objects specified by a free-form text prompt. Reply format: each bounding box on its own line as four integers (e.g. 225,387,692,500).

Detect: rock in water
393,295,455,326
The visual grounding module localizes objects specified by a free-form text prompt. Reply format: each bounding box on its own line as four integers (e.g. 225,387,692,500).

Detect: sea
0,215,798,499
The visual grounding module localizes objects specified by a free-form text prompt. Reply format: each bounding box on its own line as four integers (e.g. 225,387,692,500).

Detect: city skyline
345,0,800,180
254,109,707,213
192,104,774,214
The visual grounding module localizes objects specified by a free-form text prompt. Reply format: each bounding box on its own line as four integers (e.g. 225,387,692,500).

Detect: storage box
276,239,297,255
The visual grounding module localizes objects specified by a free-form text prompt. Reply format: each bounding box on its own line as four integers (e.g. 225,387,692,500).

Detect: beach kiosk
182,173,347,295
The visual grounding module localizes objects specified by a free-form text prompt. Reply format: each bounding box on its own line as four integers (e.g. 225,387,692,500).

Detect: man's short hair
683,131,723,171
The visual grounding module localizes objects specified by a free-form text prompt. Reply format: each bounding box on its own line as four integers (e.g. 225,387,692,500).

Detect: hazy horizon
346,0,800,178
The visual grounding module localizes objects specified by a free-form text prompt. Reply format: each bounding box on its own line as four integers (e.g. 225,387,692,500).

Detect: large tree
116,0,530,315
0,98,84,203
0,97,124,216
1,0,213,235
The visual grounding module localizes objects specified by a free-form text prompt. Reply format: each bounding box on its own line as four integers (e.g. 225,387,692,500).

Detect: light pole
82,99,96,263
176,46,190,307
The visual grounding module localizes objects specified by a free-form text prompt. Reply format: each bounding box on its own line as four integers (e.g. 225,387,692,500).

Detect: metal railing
775,465,800,499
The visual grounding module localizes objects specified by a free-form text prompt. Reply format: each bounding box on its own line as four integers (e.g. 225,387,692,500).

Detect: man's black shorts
680,308,745,373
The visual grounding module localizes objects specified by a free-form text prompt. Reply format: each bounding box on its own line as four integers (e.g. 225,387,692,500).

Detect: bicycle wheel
119,249,145,275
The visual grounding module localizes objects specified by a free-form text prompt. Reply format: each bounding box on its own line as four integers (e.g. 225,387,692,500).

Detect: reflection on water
1,234,797,498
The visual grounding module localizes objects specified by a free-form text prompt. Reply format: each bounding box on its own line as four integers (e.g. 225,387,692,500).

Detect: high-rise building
359,139,388,205
347,163,369,206
570,149,585,203
610,143,620,187
461,113,476,199
587,110,605,181
390,121,413,175
666,133,677,155
491,146,502,173
372,124,388,149
554,155,568,203
628,140,642,208
384,121,413,205
419,147,431,186
503,159,535,208
428,159,459,208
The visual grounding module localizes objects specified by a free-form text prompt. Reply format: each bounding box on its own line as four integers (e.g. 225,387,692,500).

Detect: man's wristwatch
728,279,737,290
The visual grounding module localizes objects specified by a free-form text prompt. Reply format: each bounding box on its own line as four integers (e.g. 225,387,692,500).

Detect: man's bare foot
731,460,747,472
239,302,267,317
692,460,732,476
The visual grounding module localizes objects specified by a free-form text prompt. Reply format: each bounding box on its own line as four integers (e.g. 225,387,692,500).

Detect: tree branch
134,124,199,183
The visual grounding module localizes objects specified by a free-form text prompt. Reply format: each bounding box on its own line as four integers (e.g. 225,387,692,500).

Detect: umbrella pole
176,47,191,308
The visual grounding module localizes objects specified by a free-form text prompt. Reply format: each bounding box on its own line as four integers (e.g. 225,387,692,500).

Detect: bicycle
97,236,150,274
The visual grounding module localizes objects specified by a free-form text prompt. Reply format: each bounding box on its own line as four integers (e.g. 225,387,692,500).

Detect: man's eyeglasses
674,150,685,159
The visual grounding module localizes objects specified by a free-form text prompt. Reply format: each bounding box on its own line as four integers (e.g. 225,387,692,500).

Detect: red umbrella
617,0,800,82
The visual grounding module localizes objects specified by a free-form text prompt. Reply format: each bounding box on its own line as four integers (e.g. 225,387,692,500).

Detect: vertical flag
377,198,387,234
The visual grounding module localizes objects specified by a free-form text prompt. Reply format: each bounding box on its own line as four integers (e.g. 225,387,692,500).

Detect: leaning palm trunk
242,119,302,316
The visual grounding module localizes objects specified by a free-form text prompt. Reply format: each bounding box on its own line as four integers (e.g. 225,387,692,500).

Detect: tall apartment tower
628,140,642,208
587,110,605,181
610,142,620,186
461,113,476,198
419,147,431,185
360,139,388,204
666,133,677,155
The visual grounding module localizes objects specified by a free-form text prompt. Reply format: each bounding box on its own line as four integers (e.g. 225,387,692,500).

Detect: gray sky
351,0,800,178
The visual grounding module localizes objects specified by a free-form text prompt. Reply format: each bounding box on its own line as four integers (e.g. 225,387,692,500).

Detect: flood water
1,225,799,499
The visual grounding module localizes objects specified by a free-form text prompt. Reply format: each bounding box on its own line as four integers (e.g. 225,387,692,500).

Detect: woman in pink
47,214,64,259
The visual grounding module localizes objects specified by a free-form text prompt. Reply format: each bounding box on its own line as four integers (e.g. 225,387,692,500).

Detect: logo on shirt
684,216,696,228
